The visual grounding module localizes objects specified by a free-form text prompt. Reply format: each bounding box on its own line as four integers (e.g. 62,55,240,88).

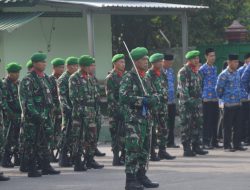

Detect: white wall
0,14,112,80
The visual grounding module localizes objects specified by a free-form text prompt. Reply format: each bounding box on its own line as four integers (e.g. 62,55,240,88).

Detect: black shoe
74,157,87,172
203,144,214,150
224,146,236,152
0,173,10,181
234,146,248,151
150,153,161,162
19,157,28,173
193,143,209,155
125,173,144,190
1,152,14,168
28,170,42,177
183,142,196,157
212,143,223,149
86,159,104,169
42,165,61,175
158,150,176,160
95,148,106,157
113,152,124,166
59,151,72,167
137,168,159,188
14,154,20,166
167,144,180,148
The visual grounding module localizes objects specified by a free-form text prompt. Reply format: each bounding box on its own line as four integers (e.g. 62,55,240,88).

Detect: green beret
31,52,47,63
66,56,78,65
26,60,33,69
51,58,65,67
185,50,200,60
149,53,164,63
6,62,22,73
130,47,148,61
112,54,125,63
78,55,95,66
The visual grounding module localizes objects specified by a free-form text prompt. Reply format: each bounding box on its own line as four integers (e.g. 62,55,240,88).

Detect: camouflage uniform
2,77,22,164
177,64,203,145
49,74,62,157
69,71,100,163
119,68,158,175
0,80,5,159
58,71,73,158
146,68,168,151
19,70,53,169
105,69,126,155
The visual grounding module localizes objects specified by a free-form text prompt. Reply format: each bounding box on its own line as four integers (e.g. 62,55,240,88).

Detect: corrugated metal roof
0,0,38,7
45,0,208,9
0,12,43,32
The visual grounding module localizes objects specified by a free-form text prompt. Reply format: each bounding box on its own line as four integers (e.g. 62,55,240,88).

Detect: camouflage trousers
71,108,97,159
59,112,73,154
179,106,203,144
0,114,4,158
96,113,101,142
2,119,21,156
125,116,150,175
109,117,126,153
51,112,62,152
152,114,168,150
22,120,50,163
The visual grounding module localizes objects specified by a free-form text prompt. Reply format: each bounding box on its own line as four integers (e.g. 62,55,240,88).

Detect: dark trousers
202,101,219,146
223,106,241,148
167,104,176,146
240,101,250,142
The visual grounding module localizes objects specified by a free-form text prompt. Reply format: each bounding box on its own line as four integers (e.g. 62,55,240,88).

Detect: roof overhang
0,12,43,32
42,0,208,15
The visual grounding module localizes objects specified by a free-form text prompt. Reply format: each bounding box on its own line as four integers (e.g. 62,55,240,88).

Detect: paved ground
1,145,250,190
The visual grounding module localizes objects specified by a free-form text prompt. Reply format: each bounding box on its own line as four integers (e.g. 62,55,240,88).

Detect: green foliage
111,0,250,53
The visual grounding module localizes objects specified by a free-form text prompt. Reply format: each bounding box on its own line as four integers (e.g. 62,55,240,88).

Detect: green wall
0,14,112,80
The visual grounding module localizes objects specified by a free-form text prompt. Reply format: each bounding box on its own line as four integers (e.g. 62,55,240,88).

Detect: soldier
177,50,208,157
69,55,104,170
26,60,33,72
93,75,106,157
0,59,9,181
239,53,250,145
1,63,22,168
105,54,126,166
120,47,159,190
19,52,60,177
146,53,176,161
216,54,247,152
49,58,65,161
199,48,220,149
162,54,180,148
58,57,78,167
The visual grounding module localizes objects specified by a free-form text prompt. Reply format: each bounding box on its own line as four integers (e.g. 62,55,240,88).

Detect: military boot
86,156,104,169
1,151,14,168
28,159,42,177
74,155,87,172
113,151,124,166
137,168,159,188
59,148,72,167
150,149,160,161
183,142,196,157
0,172,10,181
19,156,28,173
94,148,106,157
158,147,176,160
192,142,209,155
125,173,144,190
41,158,61,175
14,153,20,166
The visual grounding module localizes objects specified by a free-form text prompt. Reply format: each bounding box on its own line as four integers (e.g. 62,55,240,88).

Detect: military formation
0,47,249,190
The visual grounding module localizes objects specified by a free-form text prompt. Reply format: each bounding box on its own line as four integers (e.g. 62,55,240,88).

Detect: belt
224,102,241,107
203,98,218,102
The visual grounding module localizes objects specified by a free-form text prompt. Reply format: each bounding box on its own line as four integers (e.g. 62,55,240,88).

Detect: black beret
228,54,239,61
244,53,250,60
164,54,174,61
